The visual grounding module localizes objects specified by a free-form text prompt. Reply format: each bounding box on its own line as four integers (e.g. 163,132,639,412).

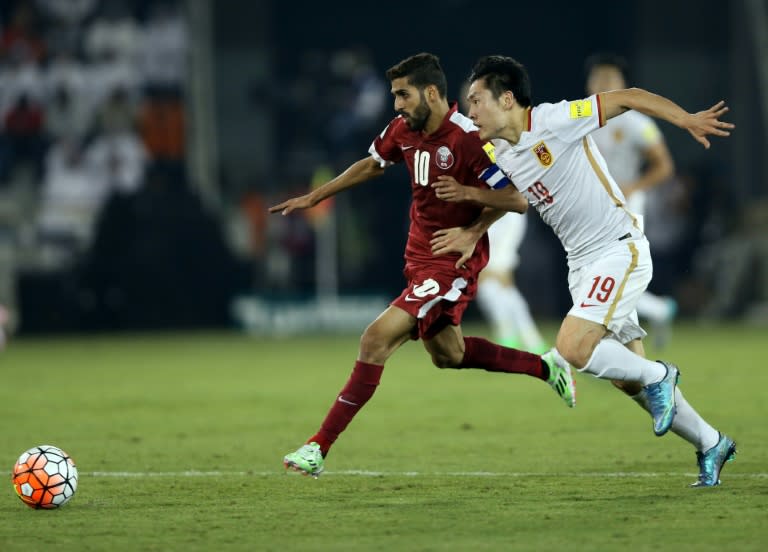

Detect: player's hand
430,226,479,269
685,101,735,149
432,176,474,202
268,194,315,215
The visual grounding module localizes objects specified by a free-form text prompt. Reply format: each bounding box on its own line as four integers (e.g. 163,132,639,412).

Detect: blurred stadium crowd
0,0,765,339
0,0,244,335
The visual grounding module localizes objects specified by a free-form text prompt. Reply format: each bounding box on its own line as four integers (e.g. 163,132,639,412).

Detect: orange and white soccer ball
12,445,78,509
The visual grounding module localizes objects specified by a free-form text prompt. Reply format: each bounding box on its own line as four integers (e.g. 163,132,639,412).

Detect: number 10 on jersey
414,150,430,187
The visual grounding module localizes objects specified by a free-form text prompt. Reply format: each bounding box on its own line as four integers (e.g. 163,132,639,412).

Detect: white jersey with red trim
492,94,641,269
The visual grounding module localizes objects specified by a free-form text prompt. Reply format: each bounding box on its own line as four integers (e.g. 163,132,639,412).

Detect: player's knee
431,350,463,369
358,329,391,364
554,339,592,370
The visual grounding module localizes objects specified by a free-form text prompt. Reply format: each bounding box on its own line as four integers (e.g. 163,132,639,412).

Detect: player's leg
504,274,548,353
636,291,677,349
556,239,678,435
477,271,548,353
476,271,522,348
612,342,735,486
477,213,547,351
283,306,414,476
421,323,575,408
477,212,521,347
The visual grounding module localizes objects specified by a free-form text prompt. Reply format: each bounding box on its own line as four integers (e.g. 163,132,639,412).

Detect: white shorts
567,236,651,344
485,212,527,273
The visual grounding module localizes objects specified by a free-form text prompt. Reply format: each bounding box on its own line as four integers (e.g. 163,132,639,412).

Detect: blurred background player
585,52,678,348
459,84,548,353
478,209,548,353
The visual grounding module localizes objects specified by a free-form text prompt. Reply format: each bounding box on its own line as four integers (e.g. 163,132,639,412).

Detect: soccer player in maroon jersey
269,53,575,477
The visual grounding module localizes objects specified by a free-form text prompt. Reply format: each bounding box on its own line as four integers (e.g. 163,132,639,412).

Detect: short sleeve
538,95,604,143
368,119,404,167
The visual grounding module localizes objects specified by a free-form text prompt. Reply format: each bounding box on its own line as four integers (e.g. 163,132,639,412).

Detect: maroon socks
459,337,546,380
309,360,384,456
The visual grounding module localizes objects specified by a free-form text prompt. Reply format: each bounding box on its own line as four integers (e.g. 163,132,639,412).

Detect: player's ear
503,90,516,110
426,85,436,102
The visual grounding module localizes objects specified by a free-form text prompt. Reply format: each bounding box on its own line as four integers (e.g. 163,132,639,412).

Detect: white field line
86,470,768,479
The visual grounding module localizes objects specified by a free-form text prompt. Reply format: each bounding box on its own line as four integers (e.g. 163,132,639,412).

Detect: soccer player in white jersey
430,55,736,487
585,52,678,348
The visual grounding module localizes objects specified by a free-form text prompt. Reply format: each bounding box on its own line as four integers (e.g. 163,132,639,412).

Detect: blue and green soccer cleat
691,433,737,487
644,361,679,436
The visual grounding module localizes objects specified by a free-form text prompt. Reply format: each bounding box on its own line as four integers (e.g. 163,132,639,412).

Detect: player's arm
431,175,529,213
269,156,385,215
624,141,675,197
430,207,507,269
599,88,734,149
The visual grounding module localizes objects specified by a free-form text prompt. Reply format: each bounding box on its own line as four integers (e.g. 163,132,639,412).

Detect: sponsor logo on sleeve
482,142,496,163
569,100,593,119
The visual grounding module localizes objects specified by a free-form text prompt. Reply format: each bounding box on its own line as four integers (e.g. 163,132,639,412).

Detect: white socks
476,280,516,341
477,279,546,350
632,388,720,451
577,337,720,453
505,285,546,349
580,338,665,384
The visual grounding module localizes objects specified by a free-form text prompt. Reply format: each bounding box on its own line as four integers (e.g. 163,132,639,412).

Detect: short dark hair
386,52,448,98
584,52,630,82
468,55,532,107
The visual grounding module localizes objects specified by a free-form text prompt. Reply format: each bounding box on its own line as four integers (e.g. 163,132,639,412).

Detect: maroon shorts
391,265,479,340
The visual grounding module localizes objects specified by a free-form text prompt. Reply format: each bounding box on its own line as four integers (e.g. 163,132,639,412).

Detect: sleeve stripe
480,165,511,189
596,94,605,127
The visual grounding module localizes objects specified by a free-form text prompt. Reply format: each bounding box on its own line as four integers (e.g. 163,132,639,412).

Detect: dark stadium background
0,0,763,334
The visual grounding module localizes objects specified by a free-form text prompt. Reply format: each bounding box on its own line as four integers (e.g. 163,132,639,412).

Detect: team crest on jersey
531,141,553,167
435,146,455,169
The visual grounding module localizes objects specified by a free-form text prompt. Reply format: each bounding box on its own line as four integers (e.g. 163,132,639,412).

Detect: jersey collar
424,102,460,138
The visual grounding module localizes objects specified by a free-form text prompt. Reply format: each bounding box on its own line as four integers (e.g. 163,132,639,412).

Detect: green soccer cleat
690,433,737,487
283,442,325,478
542,348,576,408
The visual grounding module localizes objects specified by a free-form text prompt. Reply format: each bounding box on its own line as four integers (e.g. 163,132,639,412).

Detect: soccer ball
12,445,78,509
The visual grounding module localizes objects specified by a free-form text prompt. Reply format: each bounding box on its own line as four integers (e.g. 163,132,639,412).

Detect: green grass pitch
1,322,766,551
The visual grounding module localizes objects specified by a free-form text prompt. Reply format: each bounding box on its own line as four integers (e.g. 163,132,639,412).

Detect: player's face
466,79,506,141
391,77,430,131
586,65,626,95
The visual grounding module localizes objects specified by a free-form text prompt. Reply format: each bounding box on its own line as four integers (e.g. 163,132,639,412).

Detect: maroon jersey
368,103,495,275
